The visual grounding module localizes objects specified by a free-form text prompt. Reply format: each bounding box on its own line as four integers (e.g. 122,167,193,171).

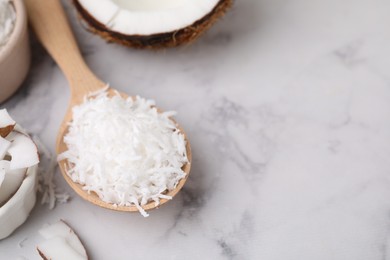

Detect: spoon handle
25,0,105,96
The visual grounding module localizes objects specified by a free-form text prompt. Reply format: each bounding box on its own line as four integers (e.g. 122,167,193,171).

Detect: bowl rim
0,0,27,62
0,164,37,215
0,164,37,240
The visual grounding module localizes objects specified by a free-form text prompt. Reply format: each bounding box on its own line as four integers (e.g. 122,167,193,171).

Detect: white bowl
0,0,30,104
0,164,37,239
0,125,38,240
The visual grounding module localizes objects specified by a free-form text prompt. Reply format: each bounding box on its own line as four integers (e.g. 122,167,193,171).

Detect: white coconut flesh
0,109,39,206
78,0,220,35
0,168,4,187
0,160,26,205
0,137,10,159
37,221,88,260
0,109,15,128
6,131,39,170
0,109,15,137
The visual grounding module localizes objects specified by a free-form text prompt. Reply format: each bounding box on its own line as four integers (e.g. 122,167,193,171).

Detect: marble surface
1,0,390,259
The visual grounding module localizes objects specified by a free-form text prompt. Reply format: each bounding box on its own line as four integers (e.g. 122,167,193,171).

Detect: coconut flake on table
33,135,70,209
58,91,188,217
0,0,15,47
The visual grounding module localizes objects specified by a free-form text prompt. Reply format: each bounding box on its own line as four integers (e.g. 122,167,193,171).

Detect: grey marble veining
2,0,390,259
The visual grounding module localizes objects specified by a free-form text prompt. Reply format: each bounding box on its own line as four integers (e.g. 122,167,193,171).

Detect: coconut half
73,0,232,49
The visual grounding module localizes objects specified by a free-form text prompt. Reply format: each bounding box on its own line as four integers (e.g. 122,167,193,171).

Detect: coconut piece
37,220,88,260
0,160,27,206
6,131,39,170
0,109,15,138
37,237,86,260
73,0,233,49
0,137,11,159
0,167,4,187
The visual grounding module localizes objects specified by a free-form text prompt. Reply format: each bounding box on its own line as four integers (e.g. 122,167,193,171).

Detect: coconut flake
87,83,110,98
33,135,70,210
58,91,188,216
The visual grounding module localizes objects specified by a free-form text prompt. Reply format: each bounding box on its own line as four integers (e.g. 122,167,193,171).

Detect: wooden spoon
25,0,191,213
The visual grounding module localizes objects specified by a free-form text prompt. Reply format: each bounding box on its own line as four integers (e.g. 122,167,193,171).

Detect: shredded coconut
58,91,188,217
33,135,70,209
0,0,15,47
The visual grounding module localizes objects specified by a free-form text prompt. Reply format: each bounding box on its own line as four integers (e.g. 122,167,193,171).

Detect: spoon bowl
57,89,192,213
25,0,191,213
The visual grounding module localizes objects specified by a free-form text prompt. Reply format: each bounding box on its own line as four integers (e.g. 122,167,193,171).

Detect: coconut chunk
37,237,86,260
0,109,15,138
37,220,88,260
0,168,5,188
6,131,39,170
0,160,26,206
0,137,11,159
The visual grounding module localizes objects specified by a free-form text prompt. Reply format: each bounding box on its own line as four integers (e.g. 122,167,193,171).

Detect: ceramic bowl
0,125,38,240
0,0,30,104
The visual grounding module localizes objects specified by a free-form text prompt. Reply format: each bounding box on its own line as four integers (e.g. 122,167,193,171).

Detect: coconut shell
0,124,14,138
73,0,233,49
37,249,49,260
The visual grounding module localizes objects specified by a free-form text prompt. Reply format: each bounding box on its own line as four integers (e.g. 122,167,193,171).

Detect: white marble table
2,0,390,259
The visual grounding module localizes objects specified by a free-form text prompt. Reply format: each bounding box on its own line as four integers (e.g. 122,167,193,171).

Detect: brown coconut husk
0,124,14,138
73,0,233,49
37,249,49,260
